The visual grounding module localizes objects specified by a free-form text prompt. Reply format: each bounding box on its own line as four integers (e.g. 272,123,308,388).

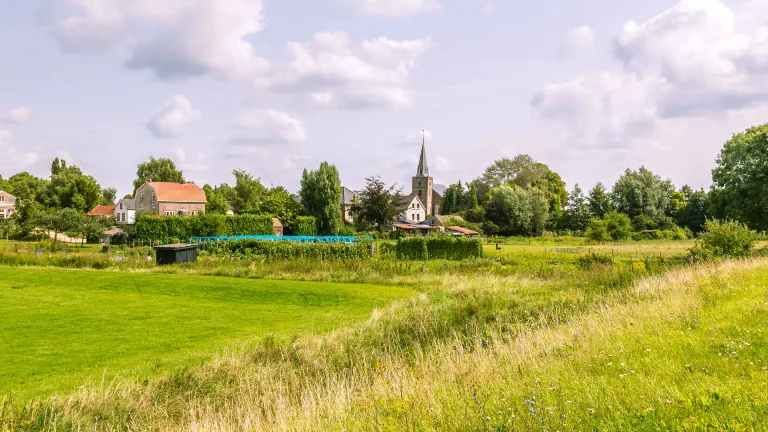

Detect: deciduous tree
351,176,404,231
300,162,343,235
711,123,768,230
133,157,184,192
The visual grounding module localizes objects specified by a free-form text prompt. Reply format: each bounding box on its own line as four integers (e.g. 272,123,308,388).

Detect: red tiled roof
148,182,207,203
272,218,283,228
87,205,116,216
446,226,479,235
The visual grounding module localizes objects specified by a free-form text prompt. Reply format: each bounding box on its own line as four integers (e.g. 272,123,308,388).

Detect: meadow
1,238,767,431
0,267,413,400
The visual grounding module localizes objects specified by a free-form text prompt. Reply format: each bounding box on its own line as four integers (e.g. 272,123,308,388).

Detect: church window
418,190,422,197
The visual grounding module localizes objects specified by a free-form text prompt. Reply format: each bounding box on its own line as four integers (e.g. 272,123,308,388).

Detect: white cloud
50,0,270,80
272,32,432,109
174,147,210,171
0,130,39,169
146,95,201,139
533,0,768,149
229,109,307,149
560,26,595,56
1,107,32,124
348,0,441,18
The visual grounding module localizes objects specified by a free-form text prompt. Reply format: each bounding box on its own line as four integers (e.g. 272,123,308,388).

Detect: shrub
585,219,611,243
292,216,318,236
395,237,483,261
605,211,632,241
217,239,373,261
690,219,758,261
135,214,276,240
576,253,612,269
396,237,428,260
378,242,397,257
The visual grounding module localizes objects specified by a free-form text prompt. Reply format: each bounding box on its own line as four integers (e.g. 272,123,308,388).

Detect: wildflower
485,416,491,421
588,408,595,414
530,408,537,414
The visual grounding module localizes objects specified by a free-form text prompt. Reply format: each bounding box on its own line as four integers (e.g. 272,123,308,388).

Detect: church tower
412,133,434,216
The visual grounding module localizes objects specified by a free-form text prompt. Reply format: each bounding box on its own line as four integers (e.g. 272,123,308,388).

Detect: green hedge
215,239,372,261
395,237,483,261
135,214,276,240
396,238,428,260
292,216,318,236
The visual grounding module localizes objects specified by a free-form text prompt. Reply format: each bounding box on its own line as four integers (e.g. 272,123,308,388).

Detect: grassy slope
13,260,766,431
0,266,413,400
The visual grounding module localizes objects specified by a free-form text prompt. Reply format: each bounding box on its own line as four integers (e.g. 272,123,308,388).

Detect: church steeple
416,131,429,177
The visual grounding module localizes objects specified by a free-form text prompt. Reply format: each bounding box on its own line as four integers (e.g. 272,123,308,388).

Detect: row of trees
2,122,767,239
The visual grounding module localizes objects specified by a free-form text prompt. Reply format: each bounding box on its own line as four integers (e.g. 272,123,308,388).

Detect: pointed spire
416,130,429,177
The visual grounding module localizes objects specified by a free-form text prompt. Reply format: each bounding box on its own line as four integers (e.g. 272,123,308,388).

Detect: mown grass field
0,267,414,400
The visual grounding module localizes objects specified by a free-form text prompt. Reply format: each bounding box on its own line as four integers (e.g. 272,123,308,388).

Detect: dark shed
154,244,199,265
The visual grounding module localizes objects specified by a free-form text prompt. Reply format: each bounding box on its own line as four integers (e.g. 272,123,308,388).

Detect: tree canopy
133,157,184,192
611,166,674,221
712,123,768,230
351,176,404,231
300,162,343,235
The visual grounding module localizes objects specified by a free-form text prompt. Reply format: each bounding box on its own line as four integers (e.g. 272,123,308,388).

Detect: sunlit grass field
0,267,414,400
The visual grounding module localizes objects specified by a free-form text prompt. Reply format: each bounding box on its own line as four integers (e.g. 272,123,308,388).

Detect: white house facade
0,190,16,219
114,198,136,224
401,195,427,223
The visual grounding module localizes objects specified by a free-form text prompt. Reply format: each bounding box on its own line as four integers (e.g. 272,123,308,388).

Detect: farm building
445,226,480,237
273,218,284,236
0,190,16,219
341,186,357,223
114,198,136,224
87,205,116,218
134,182,207,216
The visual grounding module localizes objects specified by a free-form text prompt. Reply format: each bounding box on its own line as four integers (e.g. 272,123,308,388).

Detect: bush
576,253,612,269
378,242,397,257
292,216,318,236
690,219,758,261
135,214,277,241
216,239,373,261
395,237,483,261
585,219,611,243
396,237,428,260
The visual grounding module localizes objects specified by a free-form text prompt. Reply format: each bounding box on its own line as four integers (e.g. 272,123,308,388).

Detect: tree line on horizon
2,122,768,239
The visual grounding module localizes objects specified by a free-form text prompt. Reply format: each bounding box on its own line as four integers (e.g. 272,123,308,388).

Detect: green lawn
0,266,414,400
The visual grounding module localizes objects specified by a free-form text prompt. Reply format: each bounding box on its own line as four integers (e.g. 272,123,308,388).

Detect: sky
2,0,768,198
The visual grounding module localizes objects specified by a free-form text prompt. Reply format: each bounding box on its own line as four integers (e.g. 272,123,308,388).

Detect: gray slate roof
117,198,135,210
432,183,447,197
341,186,357,204
416,142,429,177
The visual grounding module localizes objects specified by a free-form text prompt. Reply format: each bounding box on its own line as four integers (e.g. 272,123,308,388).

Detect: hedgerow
213,239,373,261
396,237,483,261
135,214,277,240
292,216,318,236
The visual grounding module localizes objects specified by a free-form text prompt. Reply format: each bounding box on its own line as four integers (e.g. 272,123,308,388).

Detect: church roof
433,183,447,197
416,139,429,177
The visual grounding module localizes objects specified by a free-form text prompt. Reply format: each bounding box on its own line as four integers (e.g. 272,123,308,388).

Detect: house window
165,211,175,216
119,203,123,210
191,211,197,216
0,214,4,219
122,213,126,222
0,196,4,202
140,193,144,203
152,193,156,203
417,204,420,209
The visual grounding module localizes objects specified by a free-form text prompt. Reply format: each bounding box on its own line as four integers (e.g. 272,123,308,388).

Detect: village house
401,195,426,223
87,205,116,218
114,198,136,224
341,186,357,223
134,182,207,216
0,190,16,220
